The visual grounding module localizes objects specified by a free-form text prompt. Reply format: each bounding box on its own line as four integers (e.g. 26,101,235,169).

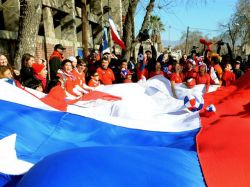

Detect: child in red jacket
222,63,235,87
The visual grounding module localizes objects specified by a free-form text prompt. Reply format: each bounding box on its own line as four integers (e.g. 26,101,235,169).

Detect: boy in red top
88,71,101,87
222,63,235,86
96,56,115,85
196,63,210,93
57,59,89,99
72,59,93,92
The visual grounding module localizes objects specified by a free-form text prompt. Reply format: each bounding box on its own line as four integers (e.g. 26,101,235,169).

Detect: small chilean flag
109,17,126,49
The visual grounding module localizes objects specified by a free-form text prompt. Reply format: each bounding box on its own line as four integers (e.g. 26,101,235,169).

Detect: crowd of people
0,40,249,100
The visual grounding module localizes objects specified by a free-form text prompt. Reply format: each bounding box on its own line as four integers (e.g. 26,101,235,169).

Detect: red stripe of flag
197,71,250,187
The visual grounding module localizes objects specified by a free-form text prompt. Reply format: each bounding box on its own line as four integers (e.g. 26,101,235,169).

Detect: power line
189,27,221,32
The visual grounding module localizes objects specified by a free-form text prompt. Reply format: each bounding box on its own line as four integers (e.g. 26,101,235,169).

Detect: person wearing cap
21,63,47,92
32,63,47,92
49,44,66,82
233,60,244,79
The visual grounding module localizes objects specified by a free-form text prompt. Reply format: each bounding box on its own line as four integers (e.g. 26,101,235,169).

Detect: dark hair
77,59,87,66
90,70,98,77
21,53,35,68
23,78,42,90
172,60,179,67
61,59,72,67
119,58,127,66
211,56,219,64
102,55,109,61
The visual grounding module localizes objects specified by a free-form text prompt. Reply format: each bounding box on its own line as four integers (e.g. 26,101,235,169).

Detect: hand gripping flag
109,17,126,49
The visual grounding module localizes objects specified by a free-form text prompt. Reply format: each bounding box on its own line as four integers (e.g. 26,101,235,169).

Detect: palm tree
148,15,165,51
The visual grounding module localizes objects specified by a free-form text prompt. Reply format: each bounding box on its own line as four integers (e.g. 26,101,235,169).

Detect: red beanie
32,63,45,74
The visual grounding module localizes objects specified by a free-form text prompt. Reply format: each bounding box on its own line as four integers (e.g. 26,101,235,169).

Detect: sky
135,0,238,43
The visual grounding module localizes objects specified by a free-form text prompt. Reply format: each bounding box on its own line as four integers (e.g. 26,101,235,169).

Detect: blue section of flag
0,99,205,186
100,29,109,55
0,173,23,187
103,30,108,50
18,147,205,187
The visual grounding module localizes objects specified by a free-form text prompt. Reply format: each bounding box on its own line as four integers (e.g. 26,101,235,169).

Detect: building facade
0,0,128,65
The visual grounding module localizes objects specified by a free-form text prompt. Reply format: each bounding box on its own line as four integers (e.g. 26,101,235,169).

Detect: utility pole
168,25,171,48
185,26,189,54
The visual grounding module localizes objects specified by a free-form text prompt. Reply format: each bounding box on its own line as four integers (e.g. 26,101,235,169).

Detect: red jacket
88,79,101,87
196,73,210,93
222,71,235,87
72,69,86,88
96,67,115,85
184,69,197,81
170,73,185,83
57,70,79,97
196,73,210,85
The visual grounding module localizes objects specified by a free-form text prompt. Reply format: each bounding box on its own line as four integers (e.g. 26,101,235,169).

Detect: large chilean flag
0,72,249,187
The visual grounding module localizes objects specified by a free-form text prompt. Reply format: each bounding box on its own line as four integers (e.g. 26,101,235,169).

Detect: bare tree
14,0,42,70
174,30,207,54
81,0,89,58
122,0,139,60
234,0,250,55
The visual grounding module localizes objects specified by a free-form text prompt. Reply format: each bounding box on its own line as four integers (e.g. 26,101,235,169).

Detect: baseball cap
54,44,66,50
